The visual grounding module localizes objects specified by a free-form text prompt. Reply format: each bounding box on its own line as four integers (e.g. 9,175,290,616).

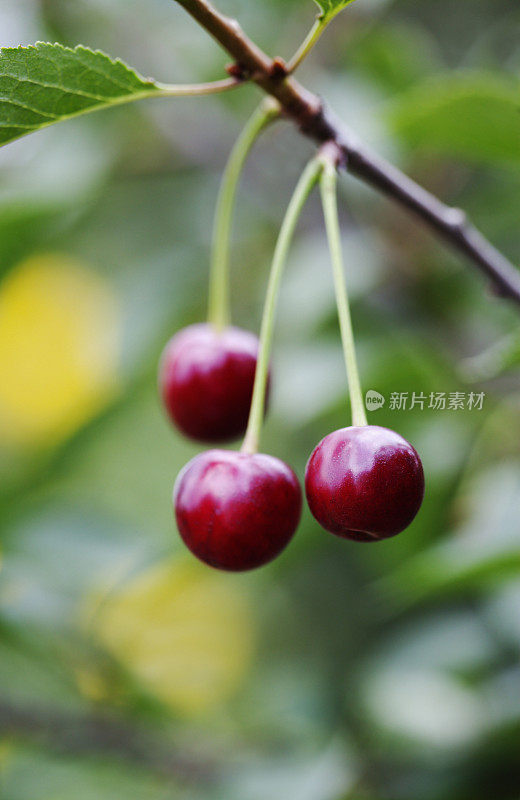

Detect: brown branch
173,0,520,307
0,699,217,784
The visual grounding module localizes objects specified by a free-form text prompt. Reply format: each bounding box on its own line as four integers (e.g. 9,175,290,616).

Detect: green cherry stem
320,150,368,427
241,156,323,454
208,98,280,331
286,17,326,73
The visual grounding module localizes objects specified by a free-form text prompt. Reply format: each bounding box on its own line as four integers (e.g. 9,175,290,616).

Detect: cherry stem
286,16,328,73
241,157,323,454
155,76,241,96
319,151,368,427
208,98,280,331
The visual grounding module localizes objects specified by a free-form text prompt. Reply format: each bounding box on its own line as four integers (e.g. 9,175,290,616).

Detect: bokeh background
1,1,519,798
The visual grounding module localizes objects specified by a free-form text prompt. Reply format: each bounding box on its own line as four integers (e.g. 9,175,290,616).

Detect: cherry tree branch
0,699,216,783
173,0,520,307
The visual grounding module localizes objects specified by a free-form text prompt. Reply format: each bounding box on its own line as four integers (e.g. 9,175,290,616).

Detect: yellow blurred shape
0,254,120,446
0,740,13,774
75,665,112,704
94,559,255,716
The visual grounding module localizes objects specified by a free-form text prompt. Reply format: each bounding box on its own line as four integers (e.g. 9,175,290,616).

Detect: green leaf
0,42,166,148
313,0,358,22
389,73,520,165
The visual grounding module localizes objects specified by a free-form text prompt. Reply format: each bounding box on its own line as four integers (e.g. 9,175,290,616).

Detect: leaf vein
0,95,58,119
0,121,37,129
0,72,133,104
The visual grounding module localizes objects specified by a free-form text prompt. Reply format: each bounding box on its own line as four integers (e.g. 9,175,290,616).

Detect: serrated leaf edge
0,42,163,147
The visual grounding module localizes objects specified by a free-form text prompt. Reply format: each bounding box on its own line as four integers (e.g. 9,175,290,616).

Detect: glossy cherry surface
174,449,301,571
305,425,424,542
159,323,266,443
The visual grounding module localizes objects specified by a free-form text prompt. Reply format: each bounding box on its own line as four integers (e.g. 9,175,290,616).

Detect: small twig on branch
173,0,520,307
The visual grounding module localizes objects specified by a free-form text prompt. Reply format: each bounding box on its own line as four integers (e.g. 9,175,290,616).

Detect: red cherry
305,425,424,542
174,449,301,571
159,324,267,443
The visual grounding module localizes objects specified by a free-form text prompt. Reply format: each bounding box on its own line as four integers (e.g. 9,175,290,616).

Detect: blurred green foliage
0,1,519,799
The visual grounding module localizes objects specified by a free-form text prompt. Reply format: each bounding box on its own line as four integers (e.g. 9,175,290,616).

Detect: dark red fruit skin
305,425,424,542
159,324,267,443
174,450,302,571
